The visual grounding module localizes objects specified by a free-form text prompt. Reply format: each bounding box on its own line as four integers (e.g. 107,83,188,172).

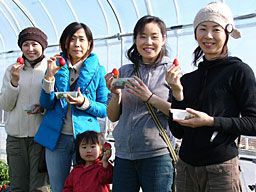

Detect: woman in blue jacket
35,22,108,192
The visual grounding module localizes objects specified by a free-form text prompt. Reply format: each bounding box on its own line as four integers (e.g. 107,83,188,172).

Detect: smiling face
21,40,43,61
195,21,227,60
68,28,91,64
79,140,101,166
135,22,166,64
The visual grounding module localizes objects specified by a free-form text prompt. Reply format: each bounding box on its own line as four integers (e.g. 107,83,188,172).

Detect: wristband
146,93,154,103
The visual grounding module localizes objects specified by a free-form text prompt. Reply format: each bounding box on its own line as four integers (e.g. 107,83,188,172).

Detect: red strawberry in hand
59,57,66,67
112,68,119,78
17,57,24,65
103,142,111,151
173,58,179,66
103,142,112,161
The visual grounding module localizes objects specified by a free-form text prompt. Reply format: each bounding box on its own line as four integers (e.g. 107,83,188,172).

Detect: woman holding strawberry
0,27,50,191
167,2,256,191
34,22,109,192
105,15,183,192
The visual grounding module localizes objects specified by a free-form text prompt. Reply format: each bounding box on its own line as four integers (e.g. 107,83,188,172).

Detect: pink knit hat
193,2,241,39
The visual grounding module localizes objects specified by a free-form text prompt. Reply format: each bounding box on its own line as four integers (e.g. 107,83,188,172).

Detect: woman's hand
104,72,121,95
27,104,44,114
125,76,152,102
10,62,24,87
174,108,214,128
66,87,89,108
45,55,62,81
166,64,184,101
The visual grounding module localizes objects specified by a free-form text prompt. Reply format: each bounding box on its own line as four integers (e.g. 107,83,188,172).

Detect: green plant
0,161,9,186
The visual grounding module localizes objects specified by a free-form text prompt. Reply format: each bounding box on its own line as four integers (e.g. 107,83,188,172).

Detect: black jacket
170,56,256,166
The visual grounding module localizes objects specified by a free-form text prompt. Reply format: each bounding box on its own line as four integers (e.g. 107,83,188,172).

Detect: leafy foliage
0,161,9,190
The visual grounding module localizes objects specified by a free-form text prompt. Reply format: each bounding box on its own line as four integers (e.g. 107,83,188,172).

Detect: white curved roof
0,0,256,77
0,2,255,188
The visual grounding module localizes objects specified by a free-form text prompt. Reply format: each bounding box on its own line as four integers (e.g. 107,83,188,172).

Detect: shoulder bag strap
135,70,178,164
146,103,178,163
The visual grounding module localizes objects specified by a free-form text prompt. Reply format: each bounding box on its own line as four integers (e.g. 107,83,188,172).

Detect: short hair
59,22,94,59
75,131,104,165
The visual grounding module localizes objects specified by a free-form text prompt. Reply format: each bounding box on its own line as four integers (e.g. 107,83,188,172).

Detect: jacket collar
55,53,99,92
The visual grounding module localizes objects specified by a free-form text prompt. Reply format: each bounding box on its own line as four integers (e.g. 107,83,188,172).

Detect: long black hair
127,15,168,72
75,131,104,165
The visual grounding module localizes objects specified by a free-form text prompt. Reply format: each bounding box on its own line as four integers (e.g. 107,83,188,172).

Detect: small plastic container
170,109,194,120
23,104,35,113
55,91,78,99
111,78,134,89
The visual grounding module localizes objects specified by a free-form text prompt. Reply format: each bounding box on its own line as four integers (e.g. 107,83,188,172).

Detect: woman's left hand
44,55,62,81
166,64,184,100
174,108,214,128
125,76,152,102
27,104,44,114
66,87,89,109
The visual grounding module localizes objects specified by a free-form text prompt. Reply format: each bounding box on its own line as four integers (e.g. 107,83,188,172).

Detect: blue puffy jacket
35,53,108,150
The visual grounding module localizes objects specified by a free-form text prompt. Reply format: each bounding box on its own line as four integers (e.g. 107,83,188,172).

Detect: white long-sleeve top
0,59,47,137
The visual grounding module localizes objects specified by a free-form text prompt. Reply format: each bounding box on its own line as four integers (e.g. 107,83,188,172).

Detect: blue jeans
112,154,174,192
45,134,76,192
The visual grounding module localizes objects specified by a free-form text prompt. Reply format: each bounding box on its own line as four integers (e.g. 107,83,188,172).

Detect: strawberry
2,184,6,190
17,57,24,64
112,68,119,78
173,58,179,66
103,142,111,150
59,57,66,67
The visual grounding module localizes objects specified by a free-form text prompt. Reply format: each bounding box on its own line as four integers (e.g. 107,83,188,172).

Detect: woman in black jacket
166,2,256,192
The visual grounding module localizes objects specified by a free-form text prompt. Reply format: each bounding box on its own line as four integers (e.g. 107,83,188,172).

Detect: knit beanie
193,2,241,39
18,27,48,50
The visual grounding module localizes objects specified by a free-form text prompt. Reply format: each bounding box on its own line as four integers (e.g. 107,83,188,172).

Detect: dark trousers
6,136,50,192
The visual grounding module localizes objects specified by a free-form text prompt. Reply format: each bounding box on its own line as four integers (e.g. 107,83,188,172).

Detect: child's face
79,141,101,166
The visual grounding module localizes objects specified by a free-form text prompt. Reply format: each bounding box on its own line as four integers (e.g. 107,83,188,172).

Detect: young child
63,131,113,192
